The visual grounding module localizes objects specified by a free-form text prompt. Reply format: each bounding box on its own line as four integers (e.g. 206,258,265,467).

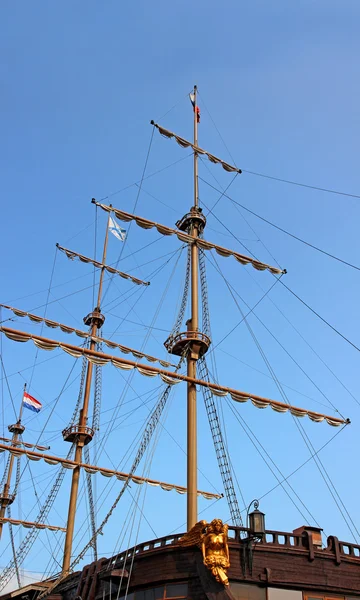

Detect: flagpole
193,85,199,209
0,385,26,540
96,205,112,309
18,383,25,423
62,206,111,574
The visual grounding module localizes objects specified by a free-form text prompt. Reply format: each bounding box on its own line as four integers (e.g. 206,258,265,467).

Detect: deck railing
100,526,360,573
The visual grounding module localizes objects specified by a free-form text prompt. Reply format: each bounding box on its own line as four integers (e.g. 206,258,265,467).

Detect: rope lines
201,186,360,354
200,178,360,272
7,507,20,589
242,168,360,200
28,248,58,391
199,356,243,527
224,394,320,526
102,127,155,303
206,253,344,418
206,255,358,540
198,89,360,200
98,153,193,203
84,446,98,562
0,355,17,420
46,248,195,575
240,276,360,407
0,355,85,589
200,179,359,405
279,280,360,353
0,445,75,592
198,243,244,525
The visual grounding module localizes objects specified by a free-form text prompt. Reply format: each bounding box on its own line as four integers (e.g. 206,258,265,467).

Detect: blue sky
1,0,360,588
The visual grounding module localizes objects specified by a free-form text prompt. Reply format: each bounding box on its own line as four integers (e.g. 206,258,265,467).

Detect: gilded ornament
178,519,230,586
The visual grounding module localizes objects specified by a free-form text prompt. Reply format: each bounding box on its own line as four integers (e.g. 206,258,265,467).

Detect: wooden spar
0,329,348,422
0,517,66,532
91,200,285,276
0,444,221,500
56,244,150,286
0,303,176,368
0,436,50,451
150,121,242,175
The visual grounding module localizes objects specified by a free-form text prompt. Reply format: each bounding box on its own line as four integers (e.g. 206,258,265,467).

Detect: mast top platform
8,422,25,435
83,308,106,328
176,206,206,233
164,329,211,359
0,494,15,507
62,424,95,446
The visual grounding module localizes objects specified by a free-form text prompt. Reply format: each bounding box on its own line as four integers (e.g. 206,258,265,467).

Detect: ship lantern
248,500,265,540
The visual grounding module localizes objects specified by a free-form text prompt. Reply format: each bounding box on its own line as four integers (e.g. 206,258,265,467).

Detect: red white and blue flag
22,392,42,413
189,93,200,123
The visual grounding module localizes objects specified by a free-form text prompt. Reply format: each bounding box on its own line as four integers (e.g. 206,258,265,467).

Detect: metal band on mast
61,208,111,575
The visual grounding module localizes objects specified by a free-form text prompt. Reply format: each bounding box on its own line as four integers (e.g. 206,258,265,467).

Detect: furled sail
0,327,348,427
0,304,175,368
0,436,50,452
151,121,242,174
0,444,221,501
56,244,150,286
92,201,285,276
0,517,66,532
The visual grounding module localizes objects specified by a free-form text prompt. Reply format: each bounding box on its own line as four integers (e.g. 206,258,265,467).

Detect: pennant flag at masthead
189,93,200,123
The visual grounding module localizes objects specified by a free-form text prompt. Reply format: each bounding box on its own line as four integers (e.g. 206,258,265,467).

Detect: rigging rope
69,356,88,426
0,445,75,592
206,255,358,540
199,165,282,269
99,153,193,203
198,244,244,525
7,507,21,589
200,178,360,272
0,355,17,420
172,245,191,337
199,356,243,527
84,446,98,562
201,187,360,354
28,248,58,391
223,395,319,527
197,90,360,200
199,248,211,339
58,249,189,572
208,253,345,418
0,356,82,589
102,127,155,304
41,358,188,598
92,343,103,432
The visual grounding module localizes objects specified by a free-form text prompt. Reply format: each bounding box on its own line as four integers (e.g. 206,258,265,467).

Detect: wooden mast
187,85,200,530
0,385,26,540
61,208,111,575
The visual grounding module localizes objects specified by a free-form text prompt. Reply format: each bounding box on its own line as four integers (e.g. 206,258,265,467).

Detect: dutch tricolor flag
22,391,42,413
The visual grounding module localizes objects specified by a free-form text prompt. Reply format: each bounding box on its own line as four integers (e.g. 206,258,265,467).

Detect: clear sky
1,0,360,590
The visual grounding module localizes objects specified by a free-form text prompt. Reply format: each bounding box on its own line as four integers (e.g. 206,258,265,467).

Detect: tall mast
61,208,111,574
0,385,26,539
187,85,200,529
166,86,210,530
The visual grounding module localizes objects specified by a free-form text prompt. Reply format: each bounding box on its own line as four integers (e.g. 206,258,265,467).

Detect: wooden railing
100,527,360,573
